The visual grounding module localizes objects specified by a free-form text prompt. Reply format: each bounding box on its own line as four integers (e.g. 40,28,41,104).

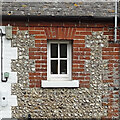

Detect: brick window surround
28,27,91,88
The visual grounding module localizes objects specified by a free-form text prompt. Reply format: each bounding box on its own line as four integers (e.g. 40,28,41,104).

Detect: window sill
41,80,79,88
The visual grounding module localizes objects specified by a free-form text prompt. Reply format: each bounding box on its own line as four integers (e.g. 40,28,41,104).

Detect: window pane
51,60,58,74
51,44,58,58
60,44,67,58
60,60,67,74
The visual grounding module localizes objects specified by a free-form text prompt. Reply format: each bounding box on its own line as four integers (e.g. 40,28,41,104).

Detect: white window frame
41,40,79,88
47,40,71,81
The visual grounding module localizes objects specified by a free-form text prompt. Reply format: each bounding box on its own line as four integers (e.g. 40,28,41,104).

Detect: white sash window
47,40,71,81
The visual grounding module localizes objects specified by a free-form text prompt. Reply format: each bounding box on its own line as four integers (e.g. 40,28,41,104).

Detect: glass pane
60,60,67,74
51,44,58,58
51,60,58,74
60,44,67,58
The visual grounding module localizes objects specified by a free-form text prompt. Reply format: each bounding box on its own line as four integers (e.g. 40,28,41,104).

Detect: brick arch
45,27,76,40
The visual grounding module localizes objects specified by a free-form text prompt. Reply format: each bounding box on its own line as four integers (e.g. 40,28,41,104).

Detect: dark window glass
60,60,67,74
51,60,58,74
60,44,67,58
51,44,58,58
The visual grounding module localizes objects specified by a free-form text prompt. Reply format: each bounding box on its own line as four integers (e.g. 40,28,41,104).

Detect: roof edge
2,15,117,22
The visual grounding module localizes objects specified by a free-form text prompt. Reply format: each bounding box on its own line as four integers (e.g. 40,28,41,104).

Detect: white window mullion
50,58,67,60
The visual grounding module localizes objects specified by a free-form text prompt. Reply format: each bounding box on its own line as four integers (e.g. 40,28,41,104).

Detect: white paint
0,26,17,119
41,80,79,88
47,40,72,81
1,91,8,107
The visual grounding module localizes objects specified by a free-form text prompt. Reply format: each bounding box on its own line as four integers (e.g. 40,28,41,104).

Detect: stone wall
2,21,119,119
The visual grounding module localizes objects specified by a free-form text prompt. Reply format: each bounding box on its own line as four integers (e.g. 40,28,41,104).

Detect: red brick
34,27,44,30
85,52,91,55
72,73,78,76
36,82,41,87
114,56,119,59
86,28,91,31
35,65,41,67
80,56,90,60
102,52,119,55
102,48,114,51
73,40,85,43
29,48,40,51
72,64,79,68
76,28,86,31
29,77,42,80
85,77,90,80
74,36,85,39
31,52,46,55
41,72,47,75
29,56,40,59
35,36,47,39
29,73,40,76
80,84,90,88
29,31,42,34
67,28,73,39
36,69,47,72
13,27,17,30
80,80,89,84
12,31,17,34
35,40,41,43
35,44,47,47
73,60,85,64
92,28,103,31
80,48,91,51
42,56,47,59
109,60,119,63
73,56,78,59
109,36,114,39
102,56,113,59
41,48,47,51
80,73,90,76
73,47,78,51
104,27,109,31
108,64,113,67
73,69,84,72
19,27,28,30
73,44,85,47
35,40,47,44
35,60,47,64
29,84,35,88
109,43,120,47
29,52,35,55
29,27,35,30
58,27,63,39
72,77,79,80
